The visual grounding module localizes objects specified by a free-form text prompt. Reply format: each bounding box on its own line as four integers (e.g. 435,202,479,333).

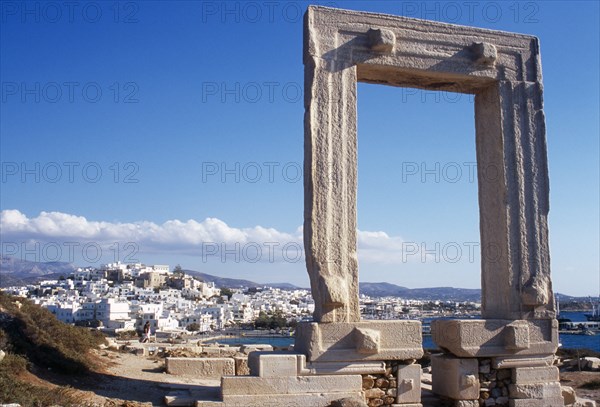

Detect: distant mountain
1,257,589,302
183,269,304,290
555,293,582,302
183,269,263,289
0,256,76,287
268,282,304,290
358,282,406,298
359,282,481,301
405,287,482,301
183,271,481,301
0,273,25,287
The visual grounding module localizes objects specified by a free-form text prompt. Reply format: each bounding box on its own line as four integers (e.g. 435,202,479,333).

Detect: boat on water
558,320,599,334
584,297,600,321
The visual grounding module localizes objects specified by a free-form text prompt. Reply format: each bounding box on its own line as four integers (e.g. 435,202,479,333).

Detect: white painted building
179,313,214,332
201,306,226,330
95,298,130,323
45,301,82,323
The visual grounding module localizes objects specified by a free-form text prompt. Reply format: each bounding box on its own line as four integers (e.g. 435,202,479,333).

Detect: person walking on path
141,321,151,343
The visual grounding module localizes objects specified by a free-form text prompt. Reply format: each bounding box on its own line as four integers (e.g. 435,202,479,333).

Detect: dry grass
0,353,82,405
0,292,107,405
0,292,105,374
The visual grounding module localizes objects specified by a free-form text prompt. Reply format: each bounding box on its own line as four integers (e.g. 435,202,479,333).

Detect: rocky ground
92,349,220,405
560,371,600,404
7,348,600,406
15,349,220,406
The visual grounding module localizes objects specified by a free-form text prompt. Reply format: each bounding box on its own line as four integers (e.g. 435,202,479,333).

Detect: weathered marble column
475,80,554,321
304,57,360,324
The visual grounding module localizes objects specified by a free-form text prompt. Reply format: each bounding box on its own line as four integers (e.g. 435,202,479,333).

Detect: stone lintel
305,6,541,85
431,319,557,357
295,321,423,363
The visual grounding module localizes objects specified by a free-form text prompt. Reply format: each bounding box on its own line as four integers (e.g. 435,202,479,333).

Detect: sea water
558,311,600,352
207,313,599,352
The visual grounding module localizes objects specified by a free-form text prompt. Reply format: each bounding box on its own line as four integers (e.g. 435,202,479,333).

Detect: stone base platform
431,319,558,358
196,352,365,406
295,320,423,363
429,353,580,407
195,351,425,406
196,391,364,407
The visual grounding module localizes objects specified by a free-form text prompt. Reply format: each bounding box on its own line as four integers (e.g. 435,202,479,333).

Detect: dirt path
59,349,221,406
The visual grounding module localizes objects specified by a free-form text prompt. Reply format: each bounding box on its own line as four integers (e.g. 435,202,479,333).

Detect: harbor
558,311,600,351
204,311,600,353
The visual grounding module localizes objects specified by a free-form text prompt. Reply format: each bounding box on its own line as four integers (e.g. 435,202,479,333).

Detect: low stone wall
165,357,235,377
362,374,396,406
148,343,273,378
478,358,511,406
116,340,257,376
361,361,420,407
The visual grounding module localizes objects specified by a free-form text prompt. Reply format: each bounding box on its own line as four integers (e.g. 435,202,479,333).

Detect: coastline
198,331,292,345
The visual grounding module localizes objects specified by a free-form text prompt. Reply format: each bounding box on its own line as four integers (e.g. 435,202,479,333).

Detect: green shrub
186,322,200,331
0,292,106,374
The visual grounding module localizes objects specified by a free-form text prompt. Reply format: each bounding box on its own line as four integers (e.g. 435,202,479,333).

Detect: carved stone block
505,321,530,350
355,328,380,354
431,319,557,357
295,321,423,362
397,364,421,403
431,354,479,400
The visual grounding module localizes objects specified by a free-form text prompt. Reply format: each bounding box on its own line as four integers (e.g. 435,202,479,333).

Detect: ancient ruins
194,6,589,407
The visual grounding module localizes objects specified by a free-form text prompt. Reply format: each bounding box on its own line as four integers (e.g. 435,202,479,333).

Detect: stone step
165,391,197,407
194,386,448,407
221,374,362,395
196,391,364,407
165,387,220,406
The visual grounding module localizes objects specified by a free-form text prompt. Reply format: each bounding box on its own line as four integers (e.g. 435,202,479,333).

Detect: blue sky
1,1,598,296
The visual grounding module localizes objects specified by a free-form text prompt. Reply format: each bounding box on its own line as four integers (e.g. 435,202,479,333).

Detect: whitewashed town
0,261,481,336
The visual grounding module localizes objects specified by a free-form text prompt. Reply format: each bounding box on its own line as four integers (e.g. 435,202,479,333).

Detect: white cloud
0,209,427,265
357,230,409,264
